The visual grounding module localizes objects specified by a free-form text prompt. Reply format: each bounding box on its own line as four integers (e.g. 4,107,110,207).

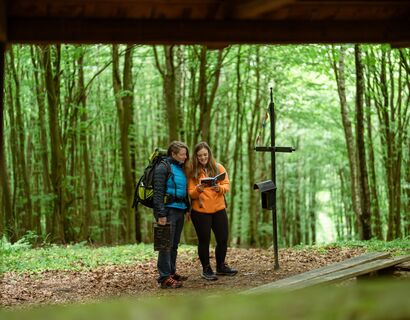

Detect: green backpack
132,148,171,209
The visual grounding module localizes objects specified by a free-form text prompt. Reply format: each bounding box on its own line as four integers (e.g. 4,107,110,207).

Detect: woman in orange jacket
188,142,237,281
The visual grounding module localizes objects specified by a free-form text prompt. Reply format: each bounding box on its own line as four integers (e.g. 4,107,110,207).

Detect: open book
200,172,226,187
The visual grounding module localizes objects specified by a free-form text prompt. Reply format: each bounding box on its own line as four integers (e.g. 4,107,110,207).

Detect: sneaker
202,265,218,281
160,276,183,289
172,273,188,281
216,263,238,276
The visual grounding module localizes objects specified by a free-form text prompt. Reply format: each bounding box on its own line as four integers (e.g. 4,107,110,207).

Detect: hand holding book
200,172,226,187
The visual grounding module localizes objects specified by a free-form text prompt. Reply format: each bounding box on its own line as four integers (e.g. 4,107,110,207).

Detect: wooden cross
255,88,295,270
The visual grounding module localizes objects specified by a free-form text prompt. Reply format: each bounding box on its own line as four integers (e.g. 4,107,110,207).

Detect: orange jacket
188,163,229,213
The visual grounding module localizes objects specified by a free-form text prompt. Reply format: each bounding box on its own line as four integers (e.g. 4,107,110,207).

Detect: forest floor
0,246,375,308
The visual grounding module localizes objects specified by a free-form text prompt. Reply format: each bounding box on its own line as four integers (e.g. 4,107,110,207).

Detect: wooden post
255,88,295,270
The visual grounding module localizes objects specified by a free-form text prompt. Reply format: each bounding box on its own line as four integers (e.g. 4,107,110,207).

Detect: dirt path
1,247,366,307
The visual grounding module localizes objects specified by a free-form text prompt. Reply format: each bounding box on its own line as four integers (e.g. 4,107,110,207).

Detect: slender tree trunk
405,136,410,237
309,168,317,244
354,45,372,240
193,46,224,144
41,45,66,243
30,45,53,238
9,47,33,232
246,47,262,246
112,44,135,243
338,168,352,239
0,42,14,240
292,157,302,245
153,45,179,142
364,52,383,239
280,158,287,246
5,68,19,239
371,48,409,240
75,47,93,242
229,46,244,245
330,46,363,239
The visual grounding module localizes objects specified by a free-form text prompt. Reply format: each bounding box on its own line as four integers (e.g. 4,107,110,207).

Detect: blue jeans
156,207,185,283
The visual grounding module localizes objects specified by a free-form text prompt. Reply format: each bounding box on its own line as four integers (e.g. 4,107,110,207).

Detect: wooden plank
395,262,410,271
245,252,390,294
232,0,295,19
288,255,410,290
7,18,410,45
0,0,6,41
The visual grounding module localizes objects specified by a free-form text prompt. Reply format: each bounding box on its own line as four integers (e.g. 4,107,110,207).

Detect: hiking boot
172,273,188,281
216,263,238,276
160,276,183,289
202,265,218,281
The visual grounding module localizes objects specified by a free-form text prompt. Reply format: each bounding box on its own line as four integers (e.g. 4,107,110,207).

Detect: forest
0,44,409,247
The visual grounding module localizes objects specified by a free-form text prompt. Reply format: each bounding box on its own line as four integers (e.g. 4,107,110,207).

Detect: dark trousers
156,208,185,283
191,209,228,269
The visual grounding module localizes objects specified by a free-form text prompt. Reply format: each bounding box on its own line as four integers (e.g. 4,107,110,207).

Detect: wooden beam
7,18,410,45
244,252,390,294
288,255,410,290
232,0,295,19
390,42,410,48
0,0,6,41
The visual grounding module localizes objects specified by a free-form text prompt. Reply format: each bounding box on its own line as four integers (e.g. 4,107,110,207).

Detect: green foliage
325,239,410,256
0,235,32,254
2,280,409,320
292,239,410,256
1,44,409,246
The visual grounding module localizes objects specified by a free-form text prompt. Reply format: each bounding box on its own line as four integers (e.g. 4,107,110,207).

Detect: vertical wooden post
269,88,280,270
255,88,295,270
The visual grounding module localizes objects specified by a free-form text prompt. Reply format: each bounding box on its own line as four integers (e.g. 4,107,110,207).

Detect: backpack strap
161,158,178,200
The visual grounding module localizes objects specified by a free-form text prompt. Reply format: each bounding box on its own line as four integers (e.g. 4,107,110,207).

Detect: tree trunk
229,46,244,245
246,47,263,246
364,51,383,240
41,45,66,243
75,46,93,242
195,46,224,144
292,157,302,246
30,45,53,237
371,47,408,240
280,158,287,246
309,168,317,245
405,136,410,237
8,47,33,233
5,65,19,239
0,42,14,240
153,45,179,142
112,44,135,243
330,46,363,239
354,45,372,240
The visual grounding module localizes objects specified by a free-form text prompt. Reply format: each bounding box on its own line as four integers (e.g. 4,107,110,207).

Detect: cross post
255,88,295,270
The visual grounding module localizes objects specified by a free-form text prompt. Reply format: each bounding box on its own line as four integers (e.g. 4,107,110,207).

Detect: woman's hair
191,141,218,179
167,141,190,172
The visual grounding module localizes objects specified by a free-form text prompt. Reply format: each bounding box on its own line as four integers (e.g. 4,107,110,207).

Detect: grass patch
290,238,410,256
1,235,408,274
324,238,410,256
0,237,195,274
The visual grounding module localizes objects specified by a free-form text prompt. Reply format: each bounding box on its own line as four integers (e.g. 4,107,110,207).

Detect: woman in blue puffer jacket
153,140,190,289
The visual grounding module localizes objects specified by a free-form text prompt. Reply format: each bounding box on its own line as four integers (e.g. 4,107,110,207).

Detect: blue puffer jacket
153,157,188,217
